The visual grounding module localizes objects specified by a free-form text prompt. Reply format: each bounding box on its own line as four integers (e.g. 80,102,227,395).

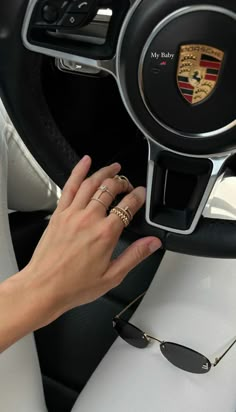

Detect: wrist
0,265,58,352
17,264,61,328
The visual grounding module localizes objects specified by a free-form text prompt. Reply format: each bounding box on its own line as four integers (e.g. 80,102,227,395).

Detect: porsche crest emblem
177,44,224,105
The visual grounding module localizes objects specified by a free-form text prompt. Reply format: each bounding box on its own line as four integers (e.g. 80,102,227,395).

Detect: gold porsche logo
177,44,224,105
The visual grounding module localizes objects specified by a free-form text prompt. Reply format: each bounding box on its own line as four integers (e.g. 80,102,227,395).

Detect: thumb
105,237,162,287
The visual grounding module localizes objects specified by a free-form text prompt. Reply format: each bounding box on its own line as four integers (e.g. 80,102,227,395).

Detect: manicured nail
149,239,162,253
81,155,90,163
111,162,121,170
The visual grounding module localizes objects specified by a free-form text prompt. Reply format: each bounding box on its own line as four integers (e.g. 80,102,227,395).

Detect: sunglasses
113,292,236,374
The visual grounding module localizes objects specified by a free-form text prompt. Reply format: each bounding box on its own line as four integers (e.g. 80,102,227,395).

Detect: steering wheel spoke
145,141,229,235
22,0,131,77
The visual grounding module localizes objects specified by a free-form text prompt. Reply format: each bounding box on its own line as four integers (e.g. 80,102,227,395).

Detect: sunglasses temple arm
213,337,236,366
146,334,163,344
116,291,147,318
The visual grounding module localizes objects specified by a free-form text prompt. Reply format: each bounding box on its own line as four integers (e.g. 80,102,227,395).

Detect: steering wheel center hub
140,7,234,135
117,1,236,156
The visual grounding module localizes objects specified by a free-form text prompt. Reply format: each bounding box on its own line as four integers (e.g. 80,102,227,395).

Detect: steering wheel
0,0,235,257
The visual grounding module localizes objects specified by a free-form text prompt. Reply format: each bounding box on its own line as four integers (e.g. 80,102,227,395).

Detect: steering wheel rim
0,0,236,257
0,0,79,187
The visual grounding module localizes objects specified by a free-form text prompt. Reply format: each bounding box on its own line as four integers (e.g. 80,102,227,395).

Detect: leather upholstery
0,117,47,412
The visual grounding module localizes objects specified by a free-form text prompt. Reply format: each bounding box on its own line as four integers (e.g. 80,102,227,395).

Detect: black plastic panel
149,153,212,230
27,0,130,60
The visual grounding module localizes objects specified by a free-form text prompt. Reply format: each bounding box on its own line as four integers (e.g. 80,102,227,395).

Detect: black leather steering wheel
0,0,235,257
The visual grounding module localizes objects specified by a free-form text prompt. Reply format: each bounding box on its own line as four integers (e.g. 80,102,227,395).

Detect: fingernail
149,239,162,253
81,155,90,163
111,162,121,170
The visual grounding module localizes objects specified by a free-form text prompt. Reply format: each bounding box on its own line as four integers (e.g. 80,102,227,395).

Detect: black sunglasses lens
160,342,211,374
113,318,149,348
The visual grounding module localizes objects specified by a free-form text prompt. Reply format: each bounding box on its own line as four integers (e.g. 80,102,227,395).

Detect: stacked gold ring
122,206,133,221
109,206,133,227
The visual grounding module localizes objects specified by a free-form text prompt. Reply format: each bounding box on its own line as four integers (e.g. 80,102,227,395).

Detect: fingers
87,176,133,217
107,186,146,236
56,155,92,214
105,237,162,287
72,163,121,209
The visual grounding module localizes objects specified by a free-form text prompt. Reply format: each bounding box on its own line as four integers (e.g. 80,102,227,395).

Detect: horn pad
117,2,236,155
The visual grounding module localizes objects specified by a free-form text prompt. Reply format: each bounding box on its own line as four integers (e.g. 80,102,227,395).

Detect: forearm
0,267,54,352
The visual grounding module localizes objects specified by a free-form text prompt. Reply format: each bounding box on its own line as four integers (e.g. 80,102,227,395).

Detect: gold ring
98,185,115,200
114,175,130,191
113,206,133,222
109,207,131,227
122,206,133,221
91,197,107,211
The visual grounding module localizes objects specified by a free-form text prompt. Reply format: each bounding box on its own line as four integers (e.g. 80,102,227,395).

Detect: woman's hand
0,156,161,351
26,155,161,321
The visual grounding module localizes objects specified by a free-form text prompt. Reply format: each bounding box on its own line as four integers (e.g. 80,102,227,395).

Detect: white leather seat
0,99,60,411
72,252,236,412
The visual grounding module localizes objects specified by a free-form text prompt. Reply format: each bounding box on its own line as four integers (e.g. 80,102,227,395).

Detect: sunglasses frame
113,292,236,372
